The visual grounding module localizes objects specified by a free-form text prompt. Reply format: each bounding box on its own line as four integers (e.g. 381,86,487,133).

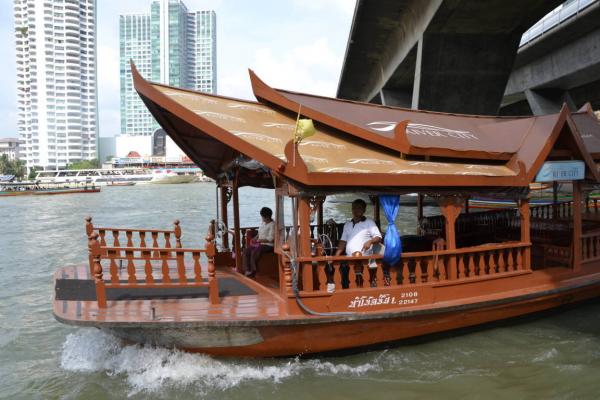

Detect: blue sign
535,160,585,182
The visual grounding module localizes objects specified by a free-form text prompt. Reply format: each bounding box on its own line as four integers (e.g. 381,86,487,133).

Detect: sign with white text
535,161,585,182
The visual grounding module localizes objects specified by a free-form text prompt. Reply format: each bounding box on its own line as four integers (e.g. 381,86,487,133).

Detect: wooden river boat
53,64,600,357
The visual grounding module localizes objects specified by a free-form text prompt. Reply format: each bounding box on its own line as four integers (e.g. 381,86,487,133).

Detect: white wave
60,329,381,396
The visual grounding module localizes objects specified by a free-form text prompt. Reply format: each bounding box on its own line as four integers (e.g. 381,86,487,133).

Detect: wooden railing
582,230,600,263
530,202,572,220
88,232,219,307
85,216,182,249
289,242,531,294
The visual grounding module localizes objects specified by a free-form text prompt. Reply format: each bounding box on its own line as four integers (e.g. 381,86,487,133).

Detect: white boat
150,168,200,184
35,168,154,185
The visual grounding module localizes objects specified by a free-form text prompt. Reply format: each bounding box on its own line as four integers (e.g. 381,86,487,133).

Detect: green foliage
66,159,100,170
0,154,25,179
28,166,40,180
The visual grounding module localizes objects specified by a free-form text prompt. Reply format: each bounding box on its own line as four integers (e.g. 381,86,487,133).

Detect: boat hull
0,187,100,197
88,280,600,357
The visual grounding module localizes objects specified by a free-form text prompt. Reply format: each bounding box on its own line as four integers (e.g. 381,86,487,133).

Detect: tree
0,154,25,179
28,166,40,180
66,159,100,170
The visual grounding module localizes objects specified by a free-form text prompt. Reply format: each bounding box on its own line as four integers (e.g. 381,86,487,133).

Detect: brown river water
0,183,599,399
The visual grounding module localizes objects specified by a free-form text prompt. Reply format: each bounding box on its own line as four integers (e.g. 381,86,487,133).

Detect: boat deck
54,264,286,325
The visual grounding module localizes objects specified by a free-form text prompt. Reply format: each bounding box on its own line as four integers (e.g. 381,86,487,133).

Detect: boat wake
60,329,382,395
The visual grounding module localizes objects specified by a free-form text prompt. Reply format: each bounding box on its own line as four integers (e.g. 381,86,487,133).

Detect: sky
0,0,356,138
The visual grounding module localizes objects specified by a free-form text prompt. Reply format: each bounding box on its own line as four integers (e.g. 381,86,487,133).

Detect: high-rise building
120,0,216,137
14,0,98,171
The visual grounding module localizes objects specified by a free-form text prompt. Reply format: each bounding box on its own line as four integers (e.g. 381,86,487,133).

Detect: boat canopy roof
132,63,600,190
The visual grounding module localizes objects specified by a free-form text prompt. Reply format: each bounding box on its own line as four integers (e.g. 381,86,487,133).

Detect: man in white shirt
332,199,382,290
336,199,382,257
243,207,275,277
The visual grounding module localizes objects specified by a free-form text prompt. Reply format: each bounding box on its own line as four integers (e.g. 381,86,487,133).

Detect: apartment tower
120,0,216,137
14,0,98,171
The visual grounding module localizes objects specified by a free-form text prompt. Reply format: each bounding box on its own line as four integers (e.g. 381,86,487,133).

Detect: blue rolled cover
380,195,402,265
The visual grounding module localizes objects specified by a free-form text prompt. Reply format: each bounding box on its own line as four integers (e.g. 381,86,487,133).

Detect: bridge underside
338,0,563,115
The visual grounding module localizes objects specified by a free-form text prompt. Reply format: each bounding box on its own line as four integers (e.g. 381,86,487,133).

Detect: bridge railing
520,0,597,46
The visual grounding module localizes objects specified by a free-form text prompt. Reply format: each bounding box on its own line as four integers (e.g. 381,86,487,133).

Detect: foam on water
60,329,382,396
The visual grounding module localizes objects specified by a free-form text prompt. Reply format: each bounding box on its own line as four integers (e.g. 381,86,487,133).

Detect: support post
90,233,107,308
417,194,424,235
317,197,324,237
299,196,313,291
573,181,582,271
232,172,242,273
205,232,220,304
219,185,229,250
519,198,531,270
439,196,464,280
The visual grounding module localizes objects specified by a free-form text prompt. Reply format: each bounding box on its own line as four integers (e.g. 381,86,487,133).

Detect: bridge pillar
525,89,576,115
413,32,521,115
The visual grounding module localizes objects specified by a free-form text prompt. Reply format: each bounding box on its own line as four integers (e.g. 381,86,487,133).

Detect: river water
1,183,599,399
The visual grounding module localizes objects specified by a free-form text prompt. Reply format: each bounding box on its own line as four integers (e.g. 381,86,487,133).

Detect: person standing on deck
243,207,275,277
333,199,382,291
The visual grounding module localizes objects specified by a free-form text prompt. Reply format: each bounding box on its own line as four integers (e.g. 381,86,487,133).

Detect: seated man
243,207,275,277
333,199,382,291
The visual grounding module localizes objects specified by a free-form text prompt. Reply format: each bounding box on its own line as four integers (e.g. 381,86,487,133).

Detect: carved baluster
402,260,410,285
390,264,399,286
516,248,523,270
151,232,160,257
126,230,133,248
161,250,171,283
438,256,446,281
112,230,120,248
192,251,202,282
375,262,384,287
317,261,327,291
139,231,147,248
126,249,136,284
497,250,506,273
90,234,106,308
108,249,118,283
333,261,343,289
98,229,107,249
206,233,219,305
415,259,423,283
582,237,588,260
349,260,358,289
488,251,496,274
174,220,182,248
164,232,172,249
142,250,153,283
176,249,186,283
85,216,94,237
458,255,465,279
426,258,434,283
477,253,485,276
506,249,514,272
466,254,475,277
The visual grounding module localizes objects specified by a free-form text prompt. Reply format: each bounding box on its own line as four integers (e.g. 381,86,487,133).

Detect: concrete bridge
502,0,600,115
336,0,564,115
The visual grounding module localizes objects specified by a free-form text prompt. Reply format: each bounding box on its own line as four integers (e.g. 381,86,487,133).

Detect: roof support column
439,196,464,280
219,185,229,250
299,196,313,291
573,181,582,271
519,198,531,271
232,171,242,273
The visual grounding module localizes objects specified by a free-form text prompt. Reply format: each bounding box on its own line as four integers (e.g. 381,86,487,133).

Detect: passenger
332,199,382,291
243,207,275,277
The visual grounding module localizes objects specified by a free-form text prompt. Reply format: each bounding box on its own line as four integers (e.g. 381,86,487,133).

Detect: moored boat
1,181,100,196
52,65,600,357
